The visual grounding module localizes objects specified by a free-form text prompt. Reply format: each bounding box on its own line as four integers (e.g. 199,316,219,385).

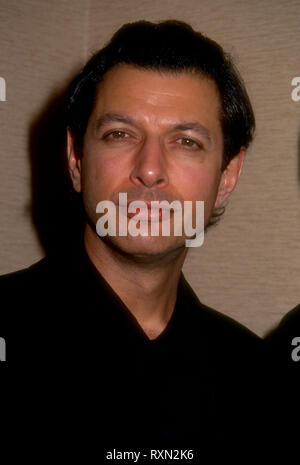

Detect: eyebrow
172,122,212,143
94,113,137,132
94,112,212,143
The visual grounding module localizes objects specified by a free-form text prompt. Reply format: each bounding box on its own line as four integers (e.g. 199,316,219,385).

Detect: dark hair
67,20,255,170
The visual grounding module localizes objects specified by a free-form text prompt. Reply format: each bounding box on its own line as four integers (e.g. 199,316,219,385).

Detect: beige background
0,0,299,336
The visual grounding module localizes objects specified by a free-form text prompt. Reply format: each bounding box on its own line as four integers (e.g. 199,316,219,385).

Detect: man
1,20,267,459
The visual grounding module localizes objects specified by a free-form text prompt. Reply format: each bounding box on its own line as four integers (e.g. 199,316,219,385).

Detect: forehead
91,64,222,131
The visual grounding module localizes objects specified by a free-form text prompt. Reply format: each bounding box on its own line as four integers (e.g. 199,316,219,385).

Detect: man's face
68,64,243,258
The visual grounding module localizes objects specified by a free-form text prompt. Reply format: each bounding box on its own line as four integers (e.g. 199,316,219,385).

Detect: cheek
178,165,221,201
176,166,221,222
81,153,126,204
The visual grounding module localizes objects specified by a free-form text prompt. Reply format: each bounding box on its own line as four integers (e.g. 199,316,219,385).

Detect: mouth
127,204,163,221
117,200,177,222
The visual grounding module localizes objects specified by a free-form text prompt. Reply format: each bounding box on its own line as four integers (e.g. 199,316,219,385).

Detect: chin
102,234,187,261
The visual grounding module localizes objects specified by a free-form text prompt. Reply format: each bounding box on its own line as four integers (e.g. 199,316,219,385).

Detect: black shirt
266,304,300,372
265,304,300,455
0,246,267,460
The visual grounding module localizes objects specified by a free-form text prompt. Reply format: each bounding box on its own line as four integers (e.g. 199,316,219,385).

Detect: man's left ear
215,148,245,209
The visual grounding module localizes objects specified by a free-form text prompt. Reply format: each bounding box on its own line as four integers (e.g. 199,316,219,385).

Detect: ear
67,128,82,193
214,148,245,209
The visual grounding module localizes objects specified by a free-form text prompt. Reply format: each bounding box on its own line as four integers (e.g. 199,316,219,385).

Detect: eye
177,137,202,149
105,130,129,140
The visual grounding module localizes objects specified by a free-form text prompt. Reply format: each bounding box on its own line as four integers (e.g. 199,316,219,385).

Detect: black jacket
265,304,300,455
0,246,269,461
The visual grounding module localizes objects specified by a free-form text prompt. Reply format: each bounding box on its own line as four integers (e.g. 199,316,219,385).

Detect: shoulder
265,304,300,367
266,304,300,342
0,258,53,352
198,300,260,342
0,257,51,291
193,300,263,369
180,275,261,343
0,258,55,330
177,275,263,377
0,254,81,360
0,255,72,312
278,304,300,330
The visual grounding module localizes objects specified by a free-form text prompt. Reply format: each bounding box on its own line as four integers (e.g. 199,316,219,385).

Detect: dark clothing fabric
0,246,269,461
266,304,300,373
265,305,300,456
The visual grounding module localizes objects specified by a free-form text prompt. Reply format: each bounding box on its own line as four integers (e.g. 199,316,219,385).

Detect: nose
129,136,169,189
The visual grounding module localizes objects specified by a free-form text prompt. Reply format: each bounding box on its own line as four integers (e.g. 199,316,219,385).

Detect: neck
84,225,187,339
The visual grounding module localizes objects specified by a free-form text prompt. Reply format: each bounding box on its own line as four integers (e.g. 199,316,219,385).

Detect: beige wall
0,0,299,336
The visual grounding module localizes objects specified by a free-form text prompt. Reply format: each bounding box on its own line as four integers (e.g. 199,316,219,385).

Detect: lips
117,195,179,222
127,204,163,221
